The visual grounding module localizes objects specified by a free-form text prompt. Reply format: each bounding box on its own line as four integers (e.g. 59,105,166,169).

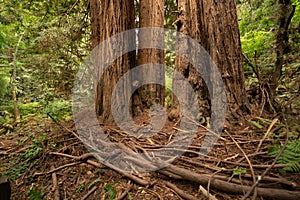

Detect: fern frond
268,139,300,172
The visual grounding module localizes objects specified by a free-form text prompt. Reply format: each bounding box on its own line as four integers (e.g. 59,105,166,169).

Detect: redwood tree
173,0,249,121
90,0,136,122
137,0,165,108
202,0,249,117
172,0,211,121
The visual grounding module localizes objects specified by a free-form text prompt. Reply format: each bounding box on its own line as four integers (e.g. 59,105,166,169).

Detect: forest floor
1,108,300,200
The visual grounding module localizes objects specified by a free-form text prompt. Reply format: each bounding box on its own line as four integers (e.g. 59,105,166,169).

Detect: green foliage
238,0,299,78
0,98,72,127
164,0,177,29
1,127,45,180
268,139,300,172
103,183,117,200
165,73,173,108
3,145,41,180
0,110,13,125
0,72,10,99
250,120,263,129
76,184,85,193
0,0,90,106
0,26,5,48
19,102,41,115
233,167,247,175
241,31,274,58
127,192,133,200
238,0,278,76
43,99,72,121
0,24,9,100
88,178,102,189
29,185,43,200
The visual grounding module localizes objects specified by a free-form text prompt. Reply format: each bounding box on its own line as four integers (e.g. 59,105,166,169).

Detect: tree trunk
90,0,136,122
172,0,211,122
271,0,295,101
11,32,24,124
201,0,249,118
173,0,248,122
137,0,165,109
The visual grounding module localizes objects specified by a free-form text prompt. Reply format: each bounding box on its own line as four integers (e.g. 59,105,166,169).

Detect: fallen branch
35,162,79,176
47,113,82,142
163,165,300,200
256,118,278,153
241,113,290,200
115,181,132,200
49,152,149,186
49,152,94,161
164,181,199,200
207,169,223,199
199,185,218,200
51,166,60,200
224,130,257,199
220,159,290,168
86,159,149,186
81,185,98,200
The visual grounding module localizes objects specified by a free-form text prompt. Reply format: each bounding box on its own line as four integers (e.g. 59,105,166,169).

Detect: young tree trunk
11,32,24,124
90,0,136,122
270,0,295,101
137,0,165,108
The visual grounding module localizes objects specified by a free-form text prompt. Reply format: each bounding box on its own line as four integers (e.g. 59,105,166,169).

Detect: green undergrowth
250,116,300,173
0,119,48,180
0,99,70,181
0,98,72,125
269,138,300,173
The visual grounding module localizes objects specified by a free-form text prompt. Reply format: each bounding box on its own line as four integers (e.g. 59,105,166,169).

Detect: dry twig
51,165,60,200
164,181,199,200
81,185,98,200
224,130,257,199
241,113,290,200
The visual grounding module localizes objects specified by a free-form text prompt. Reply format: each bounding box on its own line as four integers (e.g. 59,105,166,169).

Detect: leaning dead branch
35,162,79,176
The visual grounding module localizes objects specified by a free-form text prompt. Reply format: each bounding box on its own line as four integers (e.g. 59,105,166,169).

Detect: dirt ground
1,110,300,200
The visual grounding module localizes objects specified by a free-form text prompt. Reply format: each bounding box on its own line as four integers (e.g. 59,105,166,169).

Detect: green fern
268,139,300,172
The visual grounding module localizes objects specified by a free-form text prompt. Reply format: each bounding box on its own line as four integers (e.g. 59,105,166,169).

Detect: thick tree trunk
90,0,136,122
172,0,211,122
137,0,165,108
201,0,249,118
173,0,248,121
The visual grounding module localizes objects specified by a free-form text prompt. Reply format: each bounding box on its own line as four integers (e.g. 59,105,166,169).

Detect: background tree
271,0,296,107
0,0,89,103
238,0,298,113
136,0,165,110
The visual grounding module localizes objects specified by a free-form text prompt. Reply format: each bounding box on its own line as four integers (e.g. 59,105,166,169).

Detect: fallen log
164,165,300,200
